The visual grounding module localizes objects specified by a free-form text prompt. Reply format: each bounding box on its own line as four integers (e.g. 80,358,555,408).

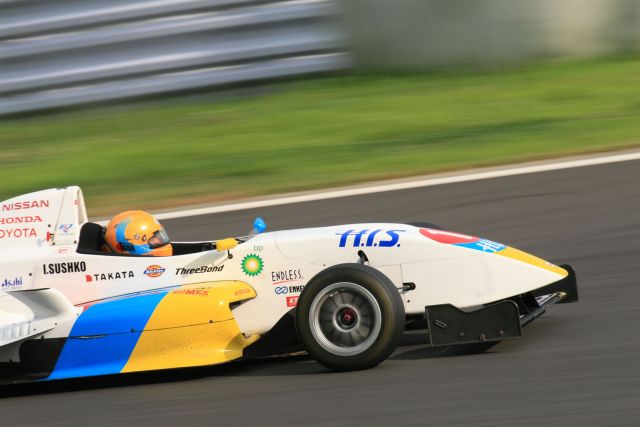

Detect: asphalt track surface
2,159,640,426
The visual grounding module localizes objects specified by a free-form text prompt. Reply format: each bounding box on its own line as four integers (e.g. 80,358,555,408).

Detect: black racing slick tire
407,221,444,230
295,263,405,371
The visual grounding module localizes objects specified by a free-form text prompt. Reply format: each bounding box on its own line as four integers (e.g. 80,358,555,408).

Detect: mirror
216,238,238,252
251,217,266,234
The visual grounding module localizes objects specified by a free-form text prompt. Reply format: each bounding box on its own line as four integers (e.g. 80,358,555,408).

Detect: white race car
0,186,577,382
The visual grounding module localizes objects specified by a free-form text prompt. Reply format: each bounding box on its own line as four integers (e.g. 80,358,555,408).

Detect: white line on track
146,150,640,221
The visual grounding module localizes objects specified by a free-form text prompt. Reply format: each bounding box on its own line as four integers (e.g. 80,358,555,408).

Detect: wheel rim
308,282,382,356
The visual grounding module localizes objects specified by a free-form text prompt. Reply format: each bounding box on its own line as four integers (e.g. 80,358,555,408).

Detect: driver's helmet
103,210,172,256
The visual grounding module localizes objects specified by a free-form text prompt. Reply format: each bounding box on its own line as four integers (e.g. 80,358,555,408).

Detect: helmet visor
149,228,170,249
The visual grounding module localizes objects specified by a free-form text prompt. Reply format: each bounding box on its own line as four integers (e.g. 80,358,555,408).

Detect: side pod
26,281,258,381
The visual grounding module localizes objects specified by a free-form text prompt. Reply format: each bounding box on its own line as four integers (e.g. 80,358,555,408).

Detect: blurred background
1,0,639,215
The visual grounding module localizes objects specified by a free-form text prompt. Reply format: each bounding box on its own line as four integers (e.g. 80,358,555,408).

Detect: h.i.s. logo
337,229,406,248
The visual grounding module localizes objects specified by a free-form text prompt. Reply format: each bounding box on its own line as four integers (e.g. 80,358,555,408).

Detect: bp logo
241,254,264,277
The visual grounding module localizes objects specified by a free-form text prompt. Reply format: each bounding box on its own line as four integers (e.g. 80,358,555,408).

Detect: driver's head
103,210,172,256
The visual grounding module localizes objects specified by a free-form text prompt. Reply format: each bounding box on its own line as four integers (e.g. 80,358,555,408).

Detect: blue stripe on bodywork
47,291,167,380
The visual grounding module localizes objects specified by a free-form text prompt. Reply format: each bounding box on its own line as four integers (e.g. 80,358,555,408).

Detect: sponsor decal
458,239,506,253
144,265,165,278
0,215,42,225
253,244,264,252
235,288,251,296
118,242,136,253
419,228,506,253
175,264,224,276
288,285,304,293
1,200,49,211
1,277,23,289
286,296,299,307
173,288,209,297
274,284,305,295
337,229,406,248
58,223,73,234
241,254,263,277
56,247,71,254
271,269,303,285
0,228,37,239
42,261,86,275
85,270,134,282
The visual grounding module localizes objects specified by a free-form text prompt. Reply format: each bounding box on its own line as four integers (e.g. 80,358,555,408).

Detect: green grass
2,58,640,216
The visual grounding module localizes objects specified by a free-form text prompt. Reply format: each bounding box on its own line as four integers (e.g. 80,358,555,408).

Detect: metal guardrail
0,0,349,115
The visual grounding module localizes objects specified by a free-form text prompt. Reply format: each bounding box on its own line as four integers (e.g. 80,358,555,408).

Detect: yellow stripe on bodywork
122,281,258,373
497,247,568,277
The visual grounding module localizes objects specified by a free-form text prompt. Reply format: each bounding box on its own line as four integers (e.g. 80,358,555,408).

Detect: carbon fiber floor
1,159,639,426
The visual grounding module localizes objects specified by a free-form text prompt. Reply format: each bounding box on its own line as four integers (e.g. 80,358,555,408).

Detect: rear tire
295,263,405,371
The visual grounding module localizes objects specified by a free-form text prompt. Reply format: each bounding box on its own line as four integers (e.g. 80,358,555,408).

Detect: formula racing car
0,186,578,383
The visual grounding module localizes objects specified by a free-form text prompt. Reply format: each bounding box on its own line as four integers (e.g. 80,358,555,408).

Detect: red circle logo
419,228,479,244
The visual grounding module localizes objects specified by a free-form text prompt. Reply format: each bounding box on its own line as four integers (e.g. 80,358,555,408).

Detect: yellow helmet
103,210,172,256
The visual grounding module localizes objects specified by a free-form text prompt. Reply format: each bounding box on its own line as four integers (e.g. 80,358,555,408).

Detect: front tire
295,263,405,371
407,221,444,230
